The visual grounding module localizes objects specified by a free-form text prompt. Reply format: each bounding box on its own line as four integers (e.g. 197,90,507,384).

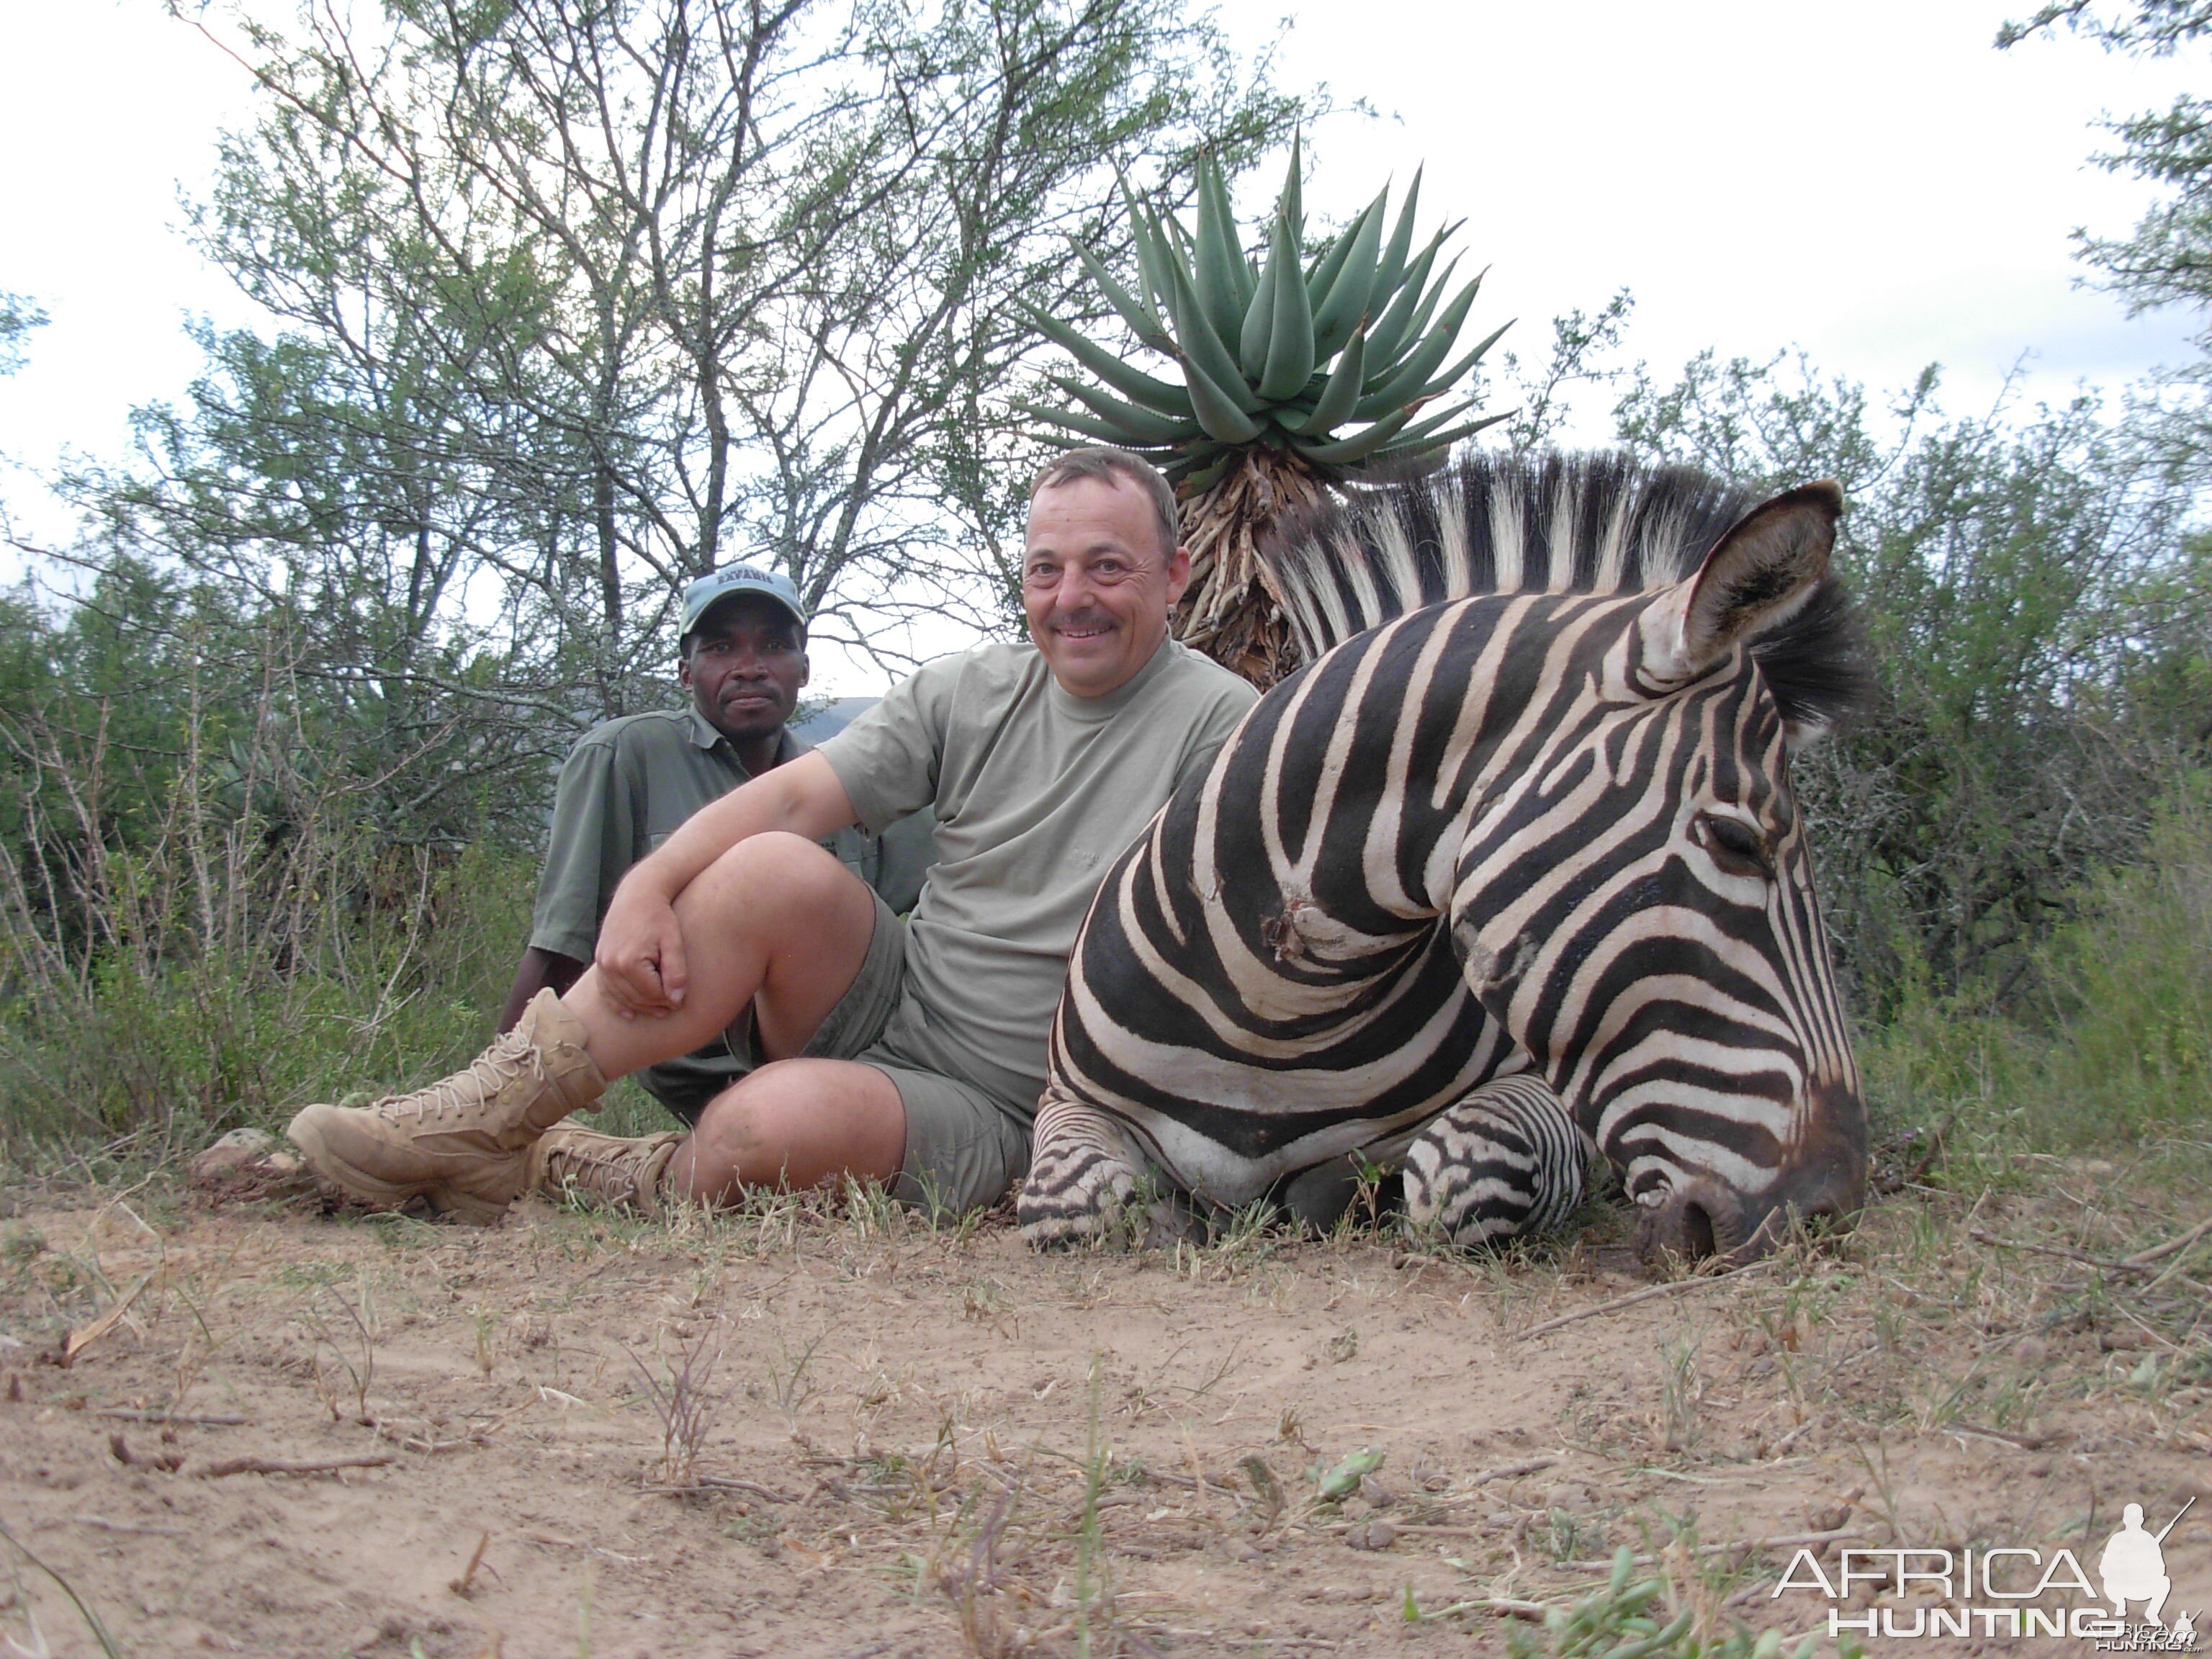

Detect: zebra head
1446,481,1866,1264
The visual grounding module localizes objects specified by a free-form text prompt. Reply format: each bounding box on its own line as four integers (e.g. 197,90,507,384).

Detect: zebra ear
1640,480,1843,688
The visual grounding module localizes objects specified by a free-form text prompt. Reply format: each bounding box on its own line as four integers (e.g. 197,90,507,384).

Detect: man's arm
595,749,859,1015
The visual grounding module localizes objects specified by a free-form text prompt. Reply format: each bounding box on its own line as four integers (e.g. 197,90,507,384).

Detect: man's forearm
629,749,860,904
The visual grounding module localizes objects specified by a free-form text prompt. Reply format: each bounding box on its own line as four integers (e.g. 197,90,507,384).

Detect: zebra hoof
1017,1156,1141,1251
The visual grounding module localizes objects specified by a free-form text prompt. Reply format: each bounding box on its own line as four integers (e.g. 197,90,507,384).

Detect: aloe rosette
1022,143,1508,685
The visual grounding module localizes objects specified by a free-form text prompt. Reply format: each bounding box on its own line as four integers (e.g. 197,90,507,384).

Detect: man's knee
688,1060,904,1190
691,832,870,932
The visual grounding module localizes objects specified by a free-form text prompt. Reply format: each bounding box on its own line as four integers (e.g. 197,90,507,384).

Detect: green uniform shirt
819,637,1258,1115
531,706,934,1118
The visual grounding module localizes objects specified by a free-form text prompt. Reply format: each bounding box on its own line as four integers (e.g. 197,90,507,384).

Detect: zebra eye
1698,813,1771,873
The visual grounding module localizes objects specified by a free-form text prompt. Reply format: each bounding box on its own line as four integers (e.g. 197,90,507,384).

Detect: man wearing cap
282,447,1257,1223
499,563,933,1127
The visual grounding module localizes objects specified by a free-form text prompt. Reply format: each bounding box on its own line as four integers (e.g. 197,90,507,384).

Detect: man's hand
588,752,861,1018
595,866,689,1017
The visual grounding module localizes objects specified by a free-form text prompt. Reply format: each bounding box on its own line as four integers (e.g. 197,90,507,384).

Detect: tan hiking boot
285,989,606,1223
526,1125,685,1219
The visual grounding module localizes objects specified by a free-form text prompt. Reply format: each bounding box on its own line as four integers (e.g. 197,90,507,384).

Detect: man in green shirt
284,449,1258,1221
502,564,932,1125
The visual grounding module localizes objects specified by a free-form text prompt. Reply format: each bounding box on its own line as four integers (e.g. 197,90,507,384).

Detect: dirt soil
0,1175,2206,1659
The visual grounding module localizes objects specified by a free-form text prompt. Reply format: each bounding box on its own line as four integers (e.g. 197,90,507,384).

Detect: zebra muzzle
1636,1177,1750,1269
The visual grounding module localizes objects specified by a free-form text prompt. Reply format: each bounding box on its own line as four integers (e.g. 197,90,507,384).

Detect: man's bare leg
287,834,883,1217
562,832,882,1076
668,1059,907,1201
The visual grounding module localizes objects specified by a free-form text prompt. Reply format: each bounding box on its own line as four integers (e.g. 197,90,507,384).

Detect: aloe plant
1024,143,1508,685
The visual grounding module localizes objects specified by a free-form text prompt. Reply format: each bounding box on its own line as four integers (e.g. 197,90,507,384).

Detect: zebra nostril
1636,1182,1743,1269
1677,1198,1717,1261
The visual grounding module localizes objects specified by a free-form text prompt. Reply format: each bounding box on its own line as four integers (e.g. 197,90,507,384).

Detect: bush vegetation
1,0,2207,1177
4,359,2208,1173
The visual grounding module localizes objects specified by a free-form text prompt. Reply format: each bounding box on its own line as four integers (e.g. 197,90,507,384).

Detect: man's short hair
1029,447,1179,561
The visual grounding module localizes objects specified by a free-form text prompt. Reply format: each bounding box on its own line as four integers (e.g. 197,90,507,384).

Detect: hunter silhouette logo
2100,1499,2192,1628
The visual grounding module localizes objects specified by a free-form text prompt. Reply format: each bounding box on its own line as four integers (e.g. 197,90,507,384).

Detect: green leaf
1192,152,1253,347
1364,231,1456,367
1372,165,1424,301
1043,375,1205,444
1315,1446,1385,1501
1021,304,1194,414
1184,352,1264,444
1310,188,1388,359
1304,194,1377,310
1285,326,1367,436
1258,212,1316,400
1065,236,1171,352
1352,276,1488,420
1164,253,1263,413
1291,405,1422,466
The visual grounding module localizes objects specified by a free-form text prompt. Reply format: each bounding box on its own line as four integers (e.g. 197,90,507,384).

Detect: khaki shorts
720,891,1030,1213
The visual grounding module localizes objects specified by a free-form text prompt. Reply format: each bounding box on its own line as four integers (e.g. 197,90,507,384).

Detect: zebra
1016,451,1871,1266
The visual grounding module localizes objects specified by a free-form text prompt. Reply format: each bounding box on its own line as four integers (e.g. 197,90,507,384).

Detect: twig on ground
638,1477,796,1501
1520,1264,1767,1339
449,1530,491,1596
2124,1213,2212,1267
1945,1421,2057,1449
1970,1227,2212,1300
196,1452,395,1478
1471,1598,1550,1621
73,1516,188,1537
93,1408,247,1426
1473,1454,1561,1485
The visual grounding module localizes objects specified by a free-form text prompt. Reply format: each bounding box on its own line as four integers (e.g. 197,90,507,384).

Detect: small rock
1345,1519,1398,1551
189,1129,327,1207
1808,1501,1853,1534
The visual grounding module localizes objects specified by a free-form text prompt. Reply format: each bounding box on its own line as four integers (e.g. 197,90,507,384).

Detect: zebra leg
1401,1074,1591,1250
1019,1094,1170,1250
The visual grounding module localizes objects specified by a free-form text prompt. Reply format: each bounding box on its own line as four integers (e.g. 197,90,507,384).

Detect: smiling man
282,449,1257,1221
499,565,931,1127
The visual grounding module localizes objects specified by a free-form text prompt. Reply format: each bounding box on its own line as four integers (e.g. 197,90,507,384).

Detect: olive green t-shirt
819,637,1258,1116
530,707,931,963
530,706,935,1119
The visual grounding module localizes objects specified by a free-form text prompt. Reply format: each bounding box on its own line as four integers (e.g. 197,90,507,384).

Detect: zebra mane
1259,449,1872,735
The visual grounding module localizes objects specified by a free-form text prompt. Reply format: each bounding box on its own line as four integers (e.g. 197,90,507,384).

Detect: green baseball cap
680,563,806,635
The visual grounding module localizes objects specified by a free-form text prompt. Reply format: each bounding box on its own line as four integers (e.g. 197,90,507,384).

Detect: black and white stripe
1018,451,1871,1264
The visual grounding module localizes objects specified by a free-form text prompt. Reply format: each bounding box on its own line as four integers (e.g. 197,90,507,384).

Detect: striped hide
1018,451,1871,1265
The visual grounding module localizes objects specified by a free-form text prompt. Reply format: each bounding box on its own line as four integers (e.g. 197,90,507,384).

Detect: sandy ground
0,1173,2207,1658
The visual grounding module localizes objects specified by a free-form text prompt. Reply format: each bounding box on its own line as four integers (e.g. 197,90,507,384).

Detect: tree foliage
1619,352,2211,1009
76,0,1297,721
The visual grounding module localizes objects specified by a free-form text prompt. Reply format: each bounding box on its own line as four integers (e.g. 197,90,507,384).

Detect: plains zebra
1017,451,1870,1265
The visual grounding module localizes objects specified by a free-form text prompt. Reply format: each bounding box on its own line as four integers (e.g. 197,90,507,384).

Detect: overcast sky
0,0,2202,691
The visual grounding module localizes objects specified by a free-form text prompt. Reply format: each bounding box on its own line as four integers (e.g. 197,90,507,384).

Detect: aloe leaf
1284,326,1367,436
1066,236,1171,352
1044,374,1205,444
1256,211,1316,401
1352,278,1488,420
1192,152,1253,346
1310,188,1387,359
1022,304,1195,413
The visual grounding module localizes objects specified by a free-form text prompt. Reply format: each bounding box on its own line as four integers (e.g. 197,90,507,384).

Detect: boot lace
369,1028,544,1126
